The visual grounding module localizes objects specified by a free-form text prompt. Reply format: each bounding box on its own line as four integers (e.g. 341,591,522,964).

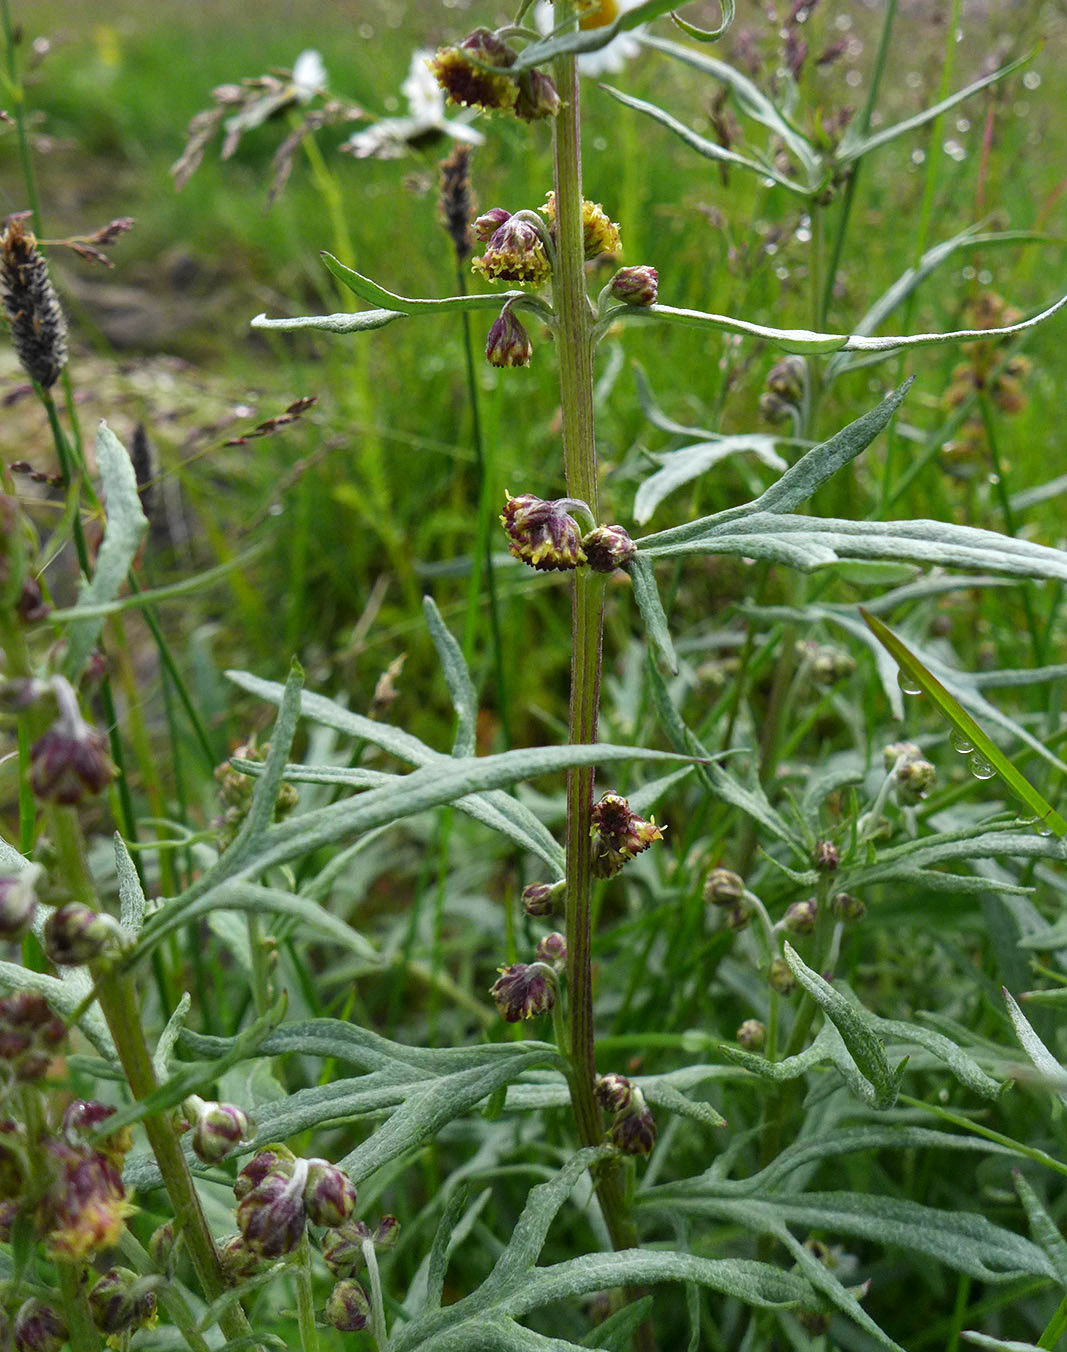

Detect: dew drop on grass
969,754,996,780
1035,821,1054,838
950,730,974,754
897,669,922,696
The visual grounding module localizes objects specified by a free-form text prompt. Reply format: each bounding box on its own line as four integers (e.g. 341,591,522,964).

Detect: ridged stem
552,21,654,1350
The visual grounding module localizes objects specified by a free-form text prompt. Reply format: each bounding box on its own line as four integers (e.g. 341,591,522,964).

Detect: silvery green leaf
637,382,912,551
837,50,1032,164
1003,987,1067,1110
153,992,191,1080
600,86,807,196
627,555,678,673
634,435,787,525
784,943,900,1108
424,596,477,758
1014,1169,1067,1287
962,1336,1044,1352
225,672,565,878
638,35,820,179
319,252,552,320
251,308,406,333
871,1017,1002,1100
641,1080,726,1128
506,0,682,72
0,838,27,873
63,423,149,682
670,0,734,42
114,833,146,934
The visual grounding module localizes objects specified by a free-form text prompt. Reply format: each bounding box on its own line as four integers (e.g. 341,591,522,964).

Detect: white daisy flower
341,50,485,160
534,0,646,78
292,49,327,103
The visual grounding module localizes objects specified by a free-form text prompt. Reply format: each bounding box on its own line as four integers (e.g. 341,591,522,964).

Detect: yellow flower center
579,0,619,31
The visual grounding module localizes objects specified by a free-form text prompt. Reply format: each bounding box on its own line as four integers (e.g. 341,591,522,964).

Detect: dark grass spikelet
439,145,475,263
0,217,68,390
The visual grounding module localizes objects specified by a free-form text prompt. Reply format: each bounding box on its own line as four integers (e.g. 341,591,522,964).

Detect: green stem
0,0,43,234
551,20,653,1350
294,1231,321,1352
56,1261,101,1352
93,966,253,1345
1038,1292,1067,1349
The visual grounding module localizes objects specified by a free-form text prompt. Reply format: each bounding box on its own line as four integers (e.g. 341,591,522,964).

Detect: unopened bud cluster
30,676,115,807
233,1147,357,1262
501,494,638,575
590,792,663,878
43,903,124,967
594,1073,657,1155
883,740,936,804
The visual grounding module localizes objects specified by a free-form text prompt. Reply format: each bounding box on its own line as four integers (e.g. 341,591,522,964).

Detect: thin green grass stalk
820,0,898,326
0,0,41,235
1038,1294,1067,1350
881,0,962,510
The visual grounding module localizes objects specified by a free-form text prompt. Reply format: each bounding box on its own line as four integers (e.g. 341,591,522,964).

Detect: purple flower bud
40,1138,131,1263
500,493,585,571
516,69,560,120
831,891,866,922
473,216,551,286
490,962,555,1022
321,1220,371,1276
595,1073,634,1115
534,932,567,971
737,1019,766,1050
303,1158,357,1227
62,1099,131,1167
521,880,563,916
236,1157,308,1258
43,903,124,967
581,524,637,573
323,1278,371,1332
608,265,658,307
767,957,796,995
783,898,817,935
605,1085,657,1156
13,1299,67,1352
485,306,533,368
218,1232,264,1282
589,792,663,878
373,1214,400,1248
185,1096,251,1164
17,575,50,624
812,839,839,872
703,867,745,906
234,1146,294,1201
473,208,511,242
29,678,114,805
148,1220,175,1268
0,991,65,1083
87,1267,157,1336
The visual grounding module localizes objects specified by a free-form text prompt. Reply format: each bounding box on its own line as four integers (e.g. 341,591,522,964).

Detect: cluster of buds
595,1073,657,1156
233,1147,357,1262
87,1267,158,1341
38,1128,133,1262
760,355,805,425
181,1095,251,1164
590,793,663,878
0,215,68,390
500,494,638,574
0,990,65,1084
883,740,936,805
43,903,125,968
943,293,1032,466
794,639,856,686
319,1213,398,1329
215,738,298,848
490,957,557,1023
541,192,621,260
428,29,559,121
704,867,754,932
14,1299,67,1352
472,210,551,287
30,676,115,807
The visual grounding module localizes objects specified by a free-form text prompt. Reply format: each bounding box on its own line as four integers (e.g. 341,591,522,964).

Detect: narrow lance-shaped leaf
64,423,149,682
320,252,552,320
506,0,687,72
424,596,477,758
671,0,734,43
783,943,901,1108
626,554,678,673
862,609,1067,837
1003,987,1067,1111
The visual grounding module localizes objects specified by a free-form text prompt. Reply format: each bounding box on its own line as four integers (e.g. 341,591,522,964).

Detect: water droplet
969,754,996,780
950,731,974,755
1023,71,1042,91
1036,821,1054,838
897,669,923,696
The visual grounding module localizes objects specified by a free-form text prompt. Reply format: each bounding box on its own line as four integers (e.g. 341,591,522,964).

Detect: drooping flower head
472,214,551,287
428,30,519,115
541,191,621,259
490,963,555,1022
500,494,585,571
590,792,663,877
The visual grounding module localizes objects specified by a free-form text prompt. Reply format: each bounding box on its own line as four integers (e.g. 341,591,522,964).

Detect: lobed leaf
633,434,786,524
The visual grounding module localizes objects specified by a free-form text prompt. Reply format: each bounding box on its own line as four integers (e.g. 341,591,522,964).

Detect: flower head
235,1156,309,1258
608,265,658,307
500,494,585,571
303,1158,357,1227
485,305,533,368
0,867,39,942
183,1095,251,1164
324,1279,371,1332
541,192,621,259
43,904,124,967
30,677,114,806
490,962,555,1022
40,1138,132,1263
581,524,637,572
428,30,519,115
87,1268,158,1339
589,792,663,878
1,216,68,390
473,215,551,286
13,1300,67,1352
62,1100,132,1169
